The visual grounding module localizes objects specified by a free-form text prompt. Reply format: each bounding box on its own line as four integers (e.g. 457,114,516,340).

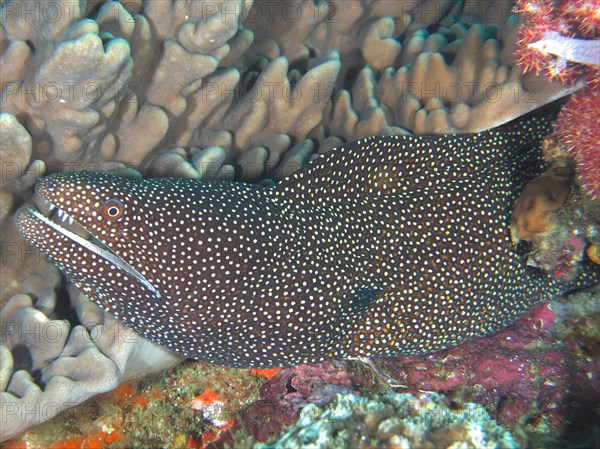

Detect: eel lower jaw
28,200,161,298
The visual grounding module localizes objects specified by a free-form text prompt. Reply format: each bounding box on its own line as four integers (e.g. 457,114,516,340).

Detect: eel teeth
44,200,75,225
39,198,56,216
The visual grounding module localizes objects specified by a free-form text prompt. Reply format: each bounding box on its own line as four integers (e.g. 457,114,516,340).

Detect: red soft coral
542,55,585,84
557,0,600,38
514,0,554,17
515,17,557,74
514,0,597,85
515,0,599,200
555,88,600,200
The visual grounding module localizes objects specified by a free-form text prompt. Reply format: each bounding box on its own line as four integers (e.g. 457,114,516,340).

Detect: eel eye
102,199,125,220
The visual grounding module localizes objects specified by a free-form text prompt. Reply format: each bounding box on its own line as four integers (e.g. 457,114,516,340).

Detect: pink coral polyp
558,0,600,38
515,19,555,74
514,0,554,17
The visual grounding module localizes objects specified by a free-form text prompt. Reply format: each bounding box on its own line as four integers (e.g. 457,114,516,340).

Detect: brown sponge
511,163,575,242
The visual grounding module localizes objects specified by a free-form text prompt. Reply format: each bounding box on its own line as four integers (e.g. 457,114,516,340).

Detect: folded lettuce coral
0,0,585,443
0,290,183,442
0,0,577,182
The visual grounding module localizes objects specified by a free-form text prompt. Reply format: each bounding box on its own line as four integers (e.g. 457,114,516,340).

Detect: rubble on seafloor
251,392,519,449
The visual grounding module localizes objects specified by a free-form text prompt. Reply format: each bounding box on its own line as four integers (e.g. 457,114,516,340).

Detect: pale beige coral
1,0,577,182
0,113,31,188
0,114,34,226
1,294,70,371
0,290,183,443
150,51,340,179
0,0,250,169
1,24,134,163
0,223,60,304
221,55,340,152
327,20,581,139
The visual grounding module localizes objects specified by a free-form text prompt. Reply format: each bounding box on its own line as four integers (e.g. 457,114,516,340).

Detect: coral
249,368,281,379
209,296,600,448
233,398,299,445
511,161,574,241
511,135,600,279
554,87,600,200
0,0,576,184
209,360,382,446
7,291,599,447
0,0,588,443
513,0,600,201
514,0,599,84
372,299,600,444
550,286,600,356
4,349,269,448
253,392,518,449
511,0,599,276
260,360,381,408
0,290,183,443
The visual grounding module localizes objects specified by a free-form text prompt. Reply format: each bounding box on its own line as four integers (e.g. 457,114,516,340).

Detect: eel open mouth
20,196,161,298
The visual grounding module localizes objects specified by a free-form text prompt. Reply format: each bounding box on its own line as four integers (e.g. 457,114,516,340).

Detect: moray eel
16,114,598,367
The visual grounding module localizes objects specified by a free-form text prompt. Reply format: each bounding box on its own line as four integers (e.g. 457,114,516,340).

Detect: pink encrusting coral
514,0,600,200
